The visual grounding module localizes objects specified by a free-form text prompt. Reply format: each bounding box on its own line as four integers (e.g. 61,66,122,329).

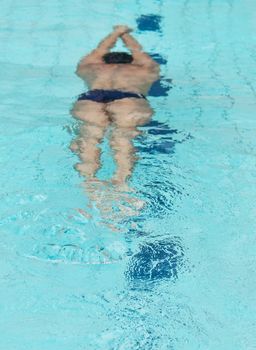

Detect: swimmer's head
103,52,133,64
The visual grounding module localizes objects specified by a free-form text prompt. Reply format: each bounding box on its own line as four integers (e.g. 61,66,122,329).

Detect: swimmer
71,25,160,185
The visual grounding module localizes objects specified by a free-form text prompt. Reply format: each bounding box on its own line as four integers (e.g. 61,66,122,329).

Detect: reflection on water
149,53,167,65
138,121,185,155
148,78,172,97
80,179,146,231
33,240,127,265
133,121,190,220
126,237,185,282
136,14,162,32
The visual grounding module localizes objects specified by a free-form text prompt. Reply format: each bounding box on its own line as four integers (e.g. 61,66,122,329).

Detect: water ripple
126,237,185,283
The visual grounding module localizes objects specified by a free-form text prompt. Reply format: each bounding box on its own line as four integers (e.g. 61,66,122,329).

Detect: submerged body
71,25,160,185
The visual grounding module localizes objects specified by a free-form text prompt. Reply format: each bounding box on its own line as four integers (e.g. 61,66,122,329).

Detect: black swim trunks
77,89,146,103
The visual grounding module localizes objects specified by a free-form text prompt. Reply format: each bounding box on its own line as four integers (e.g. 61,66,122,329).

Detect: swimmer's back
77,63,159,95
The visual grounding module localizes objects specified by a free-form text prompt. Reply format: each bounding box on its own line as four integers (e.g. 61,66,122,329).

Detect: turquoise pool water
1,0,256,349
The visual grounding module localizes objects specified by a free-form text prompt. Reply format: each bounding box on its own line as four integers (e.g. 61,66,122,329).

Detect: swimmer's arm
76,30,122,71
121,33,159,68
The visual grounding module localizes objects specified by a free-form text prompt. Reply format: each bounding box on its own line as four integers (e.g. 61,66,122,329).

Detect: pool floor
0,0,256,349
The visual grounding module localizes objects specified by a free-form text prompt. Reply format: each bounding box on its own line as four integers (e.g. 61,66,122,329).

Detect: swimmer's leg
106,98,153,184
70,101,109,178
110,126,140,185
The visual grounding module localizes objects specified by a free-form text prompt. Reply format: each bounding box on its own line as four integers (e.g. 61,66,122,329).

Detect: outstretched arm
120,32,159,68
77,27,127,71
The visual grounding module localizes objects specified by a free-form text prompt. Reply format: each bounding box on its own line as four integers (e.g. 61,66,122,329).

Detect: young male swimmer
71,25,159,185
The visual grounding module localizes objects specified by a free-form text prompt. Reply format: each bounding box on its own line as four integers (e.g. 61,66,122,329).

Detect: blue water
1,0,256,349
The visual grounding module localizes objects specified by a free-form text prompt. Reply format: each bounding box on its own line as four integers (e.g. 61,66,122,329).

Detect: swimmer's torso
77,63,160,95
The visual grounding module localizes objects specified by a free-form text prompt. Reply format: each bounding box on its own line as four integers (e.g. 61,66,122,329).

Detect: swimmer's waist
77,89,146,103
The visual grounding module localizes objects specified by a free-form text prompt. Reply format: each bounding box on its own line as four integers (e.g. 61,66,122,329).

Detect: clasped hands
113,25,133,36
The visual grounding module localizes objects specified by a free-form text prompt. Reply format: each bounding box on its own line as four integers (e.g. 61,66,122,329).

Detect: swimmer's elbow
76,55,91,75
149,58,160,68
150,61,160,70
75,65,85,77
145,61,160,74
75,67,81,76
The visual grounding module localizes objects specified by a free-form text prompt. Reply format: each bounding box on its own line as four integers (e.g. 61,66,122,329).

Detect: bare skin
71,25,160,185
